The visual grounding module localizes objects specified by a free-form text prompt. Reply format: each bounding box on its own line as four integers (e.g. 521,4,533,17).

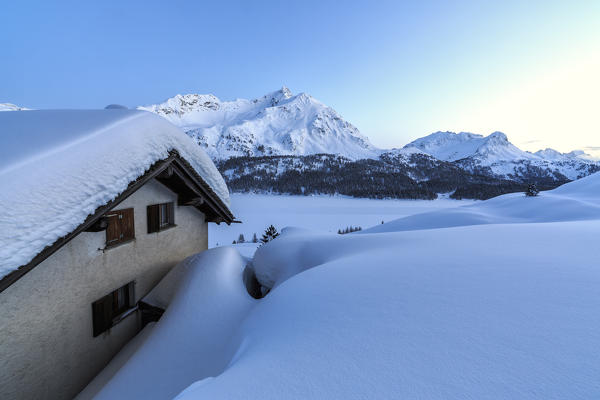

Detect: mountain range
138,88,598,185
3,90,598,199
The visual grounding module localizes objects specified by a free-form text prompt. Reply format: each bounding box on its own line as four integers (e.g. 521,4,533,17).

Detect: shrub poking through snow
261,225,280,244
526,183,540,197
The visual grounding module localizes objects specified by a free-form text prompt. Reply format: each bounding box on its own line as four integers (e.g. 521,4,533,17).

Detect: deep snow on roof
0,109,230,279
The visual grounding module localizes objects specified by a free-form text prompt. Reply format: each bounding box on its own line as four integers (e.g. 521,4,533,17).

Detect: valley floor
209,193,474,247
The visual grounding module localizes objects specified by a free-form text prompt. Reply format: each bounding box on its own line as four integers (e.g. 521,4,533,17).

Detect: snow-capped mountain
4,91,595,199
138,87,379,160
0,103,29,111
404,131,598,180
405,131,530,162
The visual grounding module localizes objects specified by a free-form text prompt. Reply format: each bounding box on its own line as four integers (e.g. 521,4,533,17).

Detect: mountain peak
140,88,379,160
280,86,292,99
487,131,508,142
406,130,523,162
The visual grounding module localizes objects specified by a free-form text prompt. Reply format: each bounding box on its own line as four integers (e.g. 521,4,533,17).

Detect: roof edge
0,151,233,294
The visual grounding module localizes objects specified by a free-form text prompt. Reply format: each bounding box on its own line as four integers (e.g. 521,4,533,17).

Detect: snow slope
188,219,600,399
91,173,600,399
138,87,380,160
86,248,256,400
0,110,230,279
0,103,29,111
362,171,600,234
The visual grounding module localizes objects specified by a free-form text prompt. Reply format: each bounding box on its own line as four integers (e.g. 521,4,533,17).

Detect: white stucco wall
0,179,209,400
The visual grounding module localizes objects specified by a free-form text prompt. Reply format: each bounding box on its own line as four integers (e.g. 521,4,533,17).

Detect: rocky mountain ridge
138,87,379,160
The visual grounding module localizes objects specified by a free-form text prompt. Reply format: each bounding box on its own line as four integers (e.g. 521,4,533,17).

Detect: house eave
0,151,233,294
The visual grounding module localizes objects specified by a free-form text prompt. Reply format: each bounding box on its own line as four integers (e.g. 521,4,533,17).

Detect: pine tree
237,233,245,243
260,225,280,244
232,240,236,244
252,233,258,243
525,183,539,197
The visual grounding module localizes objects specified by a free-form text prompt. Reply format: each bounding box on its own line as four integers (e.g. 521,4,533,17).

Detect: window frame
91,281,136,337
147,202,175,234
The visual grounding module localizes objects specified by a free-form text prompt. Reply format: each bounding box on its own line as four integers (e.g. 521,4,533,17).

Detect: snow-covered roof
0,109,231,279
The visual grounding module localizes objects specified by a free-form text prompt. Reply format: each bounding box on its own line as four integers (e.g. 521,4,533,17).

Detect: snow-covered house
0,110,234,400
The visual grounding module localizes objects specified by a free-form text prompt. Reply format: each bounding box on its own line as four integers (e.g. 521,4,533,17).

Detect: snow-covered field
209,193,474,247
83,174,600,400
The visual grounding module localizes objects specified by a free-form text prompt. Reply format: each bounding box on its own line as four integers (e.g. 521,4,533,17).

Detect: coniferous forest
217,153,568,200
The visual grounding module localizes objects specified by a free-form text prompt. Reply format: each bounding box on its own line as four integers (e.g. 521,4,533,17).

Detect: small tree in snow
525,183,539,197
338,226,362,235
237,234,245,243
252,233,258,243
232,240,237,244
261,225,280,244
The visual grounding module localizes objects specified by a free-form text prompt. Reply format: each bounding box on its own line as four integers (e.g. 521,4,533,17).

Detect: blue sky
2,0,599,152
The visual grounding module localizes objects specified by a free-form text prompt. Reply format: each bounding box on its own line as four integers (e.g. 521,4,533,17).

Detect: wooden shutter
105,213,120,246
167,202,175,225
92,294,113,337
147,204,159,233
92,281,135,337
120,208,135,241
105,208,135,246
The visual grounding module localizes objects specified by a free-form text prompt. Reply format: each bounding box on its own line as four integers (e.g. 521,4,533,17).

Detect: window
105,208,135,247
91,281,135,337
147,202,175,233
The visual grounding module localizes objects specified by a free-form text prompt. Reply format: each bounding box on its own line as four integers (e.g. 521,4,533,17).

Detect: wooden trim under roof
0,150,234,294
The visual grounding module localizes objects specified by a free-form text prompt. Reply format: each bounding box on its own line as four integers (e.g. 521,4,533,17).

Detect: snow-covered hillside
82,172,600,399
0,103,29,111
405,130,598,180
138,87,379,160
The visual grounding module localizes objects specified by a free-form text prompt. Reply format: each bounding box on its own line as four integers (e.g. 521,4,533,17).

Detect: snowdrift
181,220,600,399
362,171,600,234
83,247,255,400
89,176,600,399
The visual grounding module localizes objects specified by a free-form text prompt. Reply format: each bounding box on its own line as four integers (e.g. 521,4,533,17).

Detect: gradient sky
2,0,599,154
